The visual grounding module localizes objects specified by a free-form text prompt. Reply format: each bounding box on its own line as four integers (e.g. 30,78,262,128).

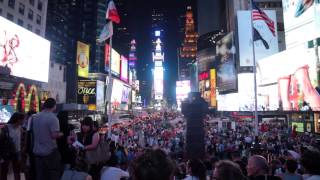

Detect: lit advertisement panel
77,41,90,78
121,85,131,103
237,10,279,67
120,55,128,82
0,104,14,123
282,0,320,48
216,32,237,94
96,80,105,112
111,49,120,76
176,80,191,101
0,17,50,82
105,44,111,70
257,42,320,111
77,80,97,110
210,69,217,107
111,79,123,107
154,66,163,100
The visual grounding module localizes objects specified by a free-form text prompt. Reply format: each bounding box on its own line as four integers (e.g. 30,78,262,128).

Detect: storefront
289,112,314,133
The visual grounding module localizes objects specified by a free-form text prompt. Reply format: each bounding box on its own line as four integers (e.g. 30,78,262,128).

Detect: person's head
42,98,56,111
247,155,269,177
213,160,246,180
187,159,206,180
300,148,320,175
92,121,99,132
285,159,298,174
130,149,174,180
8,112,25,126
81,116,93,133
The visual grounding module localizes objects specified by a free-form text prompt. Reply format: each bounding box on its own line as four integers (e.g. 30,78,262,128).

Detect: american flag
252,3,276,36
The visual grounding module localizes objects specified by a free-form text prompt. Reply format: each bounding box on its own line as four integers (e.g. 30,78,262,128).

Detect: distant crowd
0,98,320,180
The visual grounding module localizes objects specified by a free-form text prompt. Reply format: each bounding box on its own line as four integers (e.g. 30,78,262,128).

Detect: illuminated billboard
77,80,96,110
154,66,163,100
237,10,279,67
105,44,120,76
282,0,320,48
111,49,120,76
96,80,105,112
216,32,237,94
210,69,217,107
121,85,131,103
111,79,123,109
0,16,50,82
257,42,320,111
77,41,90,78
120,55,128,82
176,80,191,101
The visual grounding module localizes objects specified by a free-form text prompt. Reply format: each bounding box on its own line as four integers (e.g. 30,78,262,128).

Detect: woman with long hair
0,112,25,180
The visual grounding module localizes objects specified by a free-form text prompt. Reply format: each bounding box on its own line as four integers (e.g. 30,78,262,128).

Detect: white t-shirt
184,175,199,180
100,167,129,180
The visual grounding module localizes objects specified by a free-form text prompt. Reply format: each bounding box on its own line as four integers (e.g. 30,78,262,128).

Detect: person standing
32,98,63,180
0,112,25,180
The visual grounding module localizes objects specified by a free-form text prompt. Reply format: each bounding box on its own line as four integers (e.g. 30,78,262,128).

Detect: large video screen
282,0,320,48
120,55,128,82
111,79,123,105
258,42,320,111
216,32,237,94
121,85,131,103
111,49,120,76
0,17,50,82
237,10,279,67
176,80,191,101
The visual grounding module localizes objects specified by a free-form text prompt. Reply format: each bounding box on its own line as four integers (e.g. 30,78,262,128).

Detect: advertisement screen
237,10,279,67
111,49,120,76
0,17,50,82
216,32,237,94
154,66,163,100
77,80,96,110
121,85,131,103
111,79,123,105
292,122,304,133
282,0,320,48
258,42,320,111
105,44,110,70
77,41,90,78
96,80,105,112
0,104,14,123
120,56,128,82
210,69,217,107
176,80,191,101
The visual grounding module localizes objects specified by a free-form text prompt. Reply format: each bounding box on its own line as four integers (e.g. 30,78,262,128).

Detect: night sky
123,0,196,105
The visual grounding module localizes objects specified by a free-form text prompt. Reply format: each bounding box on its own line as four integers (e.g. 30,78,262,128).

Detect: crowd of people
0,97,320,180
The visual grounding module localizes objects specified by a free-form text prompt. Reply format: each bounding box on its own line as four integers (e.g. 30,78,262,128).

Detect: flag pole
108,22,113,138
250,0,259,136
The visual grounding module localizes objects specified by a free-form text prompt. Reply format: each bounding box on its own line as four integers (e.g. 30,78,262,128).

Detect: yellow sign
210,69,217,107
76,41,90,78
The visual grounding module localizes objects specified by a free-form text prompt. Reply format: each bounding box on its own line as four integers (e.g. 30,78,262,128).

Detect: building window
37,1,42,11
8,0,15,9
7,13,14,21
35,29,40,35
27,24,32,31
28,9,33,20
29,0,34,6
18,3,25,15
17,19,23,26
36,14,41,25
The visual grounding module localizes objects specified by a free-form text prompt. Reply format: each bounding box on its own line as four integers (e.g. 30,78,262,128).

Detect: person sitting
247,155,281,180
213,160,247,180
129,149,174,180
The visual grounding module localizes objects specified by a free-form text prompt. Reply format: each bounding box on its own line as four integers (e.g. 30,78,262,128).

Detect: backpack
0,125,17,160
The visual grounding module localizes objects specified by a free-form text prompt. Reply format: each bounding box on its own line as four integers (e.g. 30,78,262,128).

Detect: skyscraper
179,6,198,81
0,0,48,37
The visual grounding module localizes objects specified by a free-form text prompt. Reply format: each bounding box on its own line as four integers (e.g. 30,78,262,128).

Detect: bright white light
0,17,50,82
155,30,161,37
